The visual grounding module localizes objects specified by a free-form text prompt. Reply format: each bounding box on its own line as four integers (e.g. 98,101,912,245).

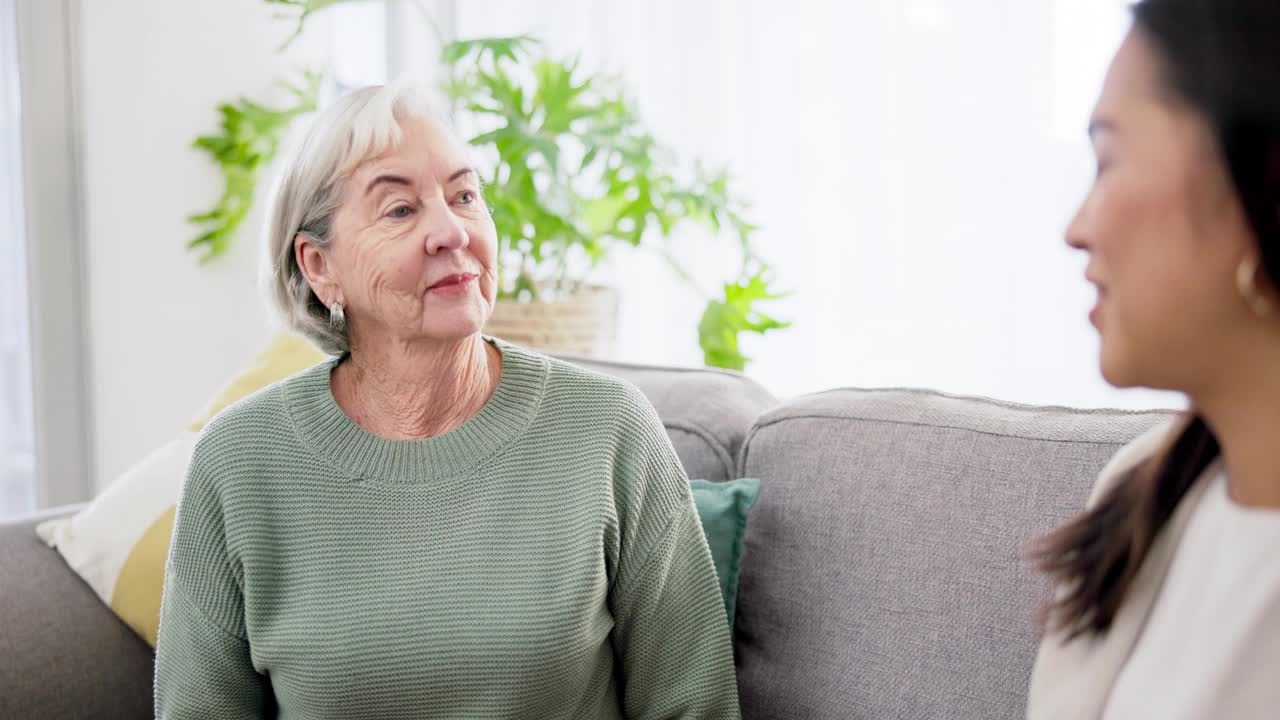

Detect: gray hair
266,82,442,355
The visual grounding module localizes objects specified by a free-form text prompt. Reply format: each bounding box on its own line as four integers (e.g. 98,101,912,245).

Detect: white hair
266,81,445,355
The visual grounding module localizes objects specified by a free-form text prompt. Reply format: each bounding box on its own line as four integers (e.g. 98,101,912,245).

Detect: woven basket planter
485,285,619,357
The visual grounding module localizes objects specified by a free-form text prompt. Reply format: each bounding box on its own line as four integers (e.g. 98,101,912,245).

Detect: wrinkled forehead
338,100,469,184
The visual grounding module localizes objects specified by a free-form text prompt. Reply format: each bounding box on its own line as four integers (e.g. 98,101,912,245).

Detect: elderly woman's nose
423,206,469,255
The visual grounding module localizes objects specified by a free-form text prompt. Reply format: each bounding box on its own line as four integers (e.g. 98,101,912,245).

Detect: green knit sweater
155,339,740,719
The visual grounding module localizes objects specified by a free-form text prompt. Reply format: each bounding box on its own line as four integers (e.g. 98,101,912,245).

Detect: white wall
78,0,330,489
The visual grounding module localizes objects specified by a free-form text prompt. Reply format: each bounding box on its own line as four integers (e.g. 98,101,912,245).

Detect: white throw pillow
34,332,328,647
35,432,197,646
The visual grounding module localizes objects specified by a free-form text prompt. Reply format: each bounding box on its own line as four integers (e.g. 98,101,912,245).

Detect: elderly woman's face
324,115,498,346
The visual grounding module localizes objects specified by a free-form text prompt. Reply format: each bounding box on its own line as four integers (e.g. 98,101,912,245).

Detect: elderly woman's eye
456,190,477,205
387,205,414,219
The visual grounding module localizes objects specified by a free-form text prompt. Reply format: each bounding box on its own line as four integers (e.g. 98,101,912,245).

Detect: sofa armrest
0,509,154,719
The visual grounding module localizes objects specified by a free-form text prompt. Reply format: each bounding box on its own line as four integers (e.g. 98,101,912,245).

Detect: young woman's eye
455,190,477,205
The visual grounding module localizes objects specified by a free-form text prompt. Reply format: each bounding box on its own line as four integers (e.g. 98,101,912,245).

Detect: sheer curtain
1,0,35,519
341,0,1182,409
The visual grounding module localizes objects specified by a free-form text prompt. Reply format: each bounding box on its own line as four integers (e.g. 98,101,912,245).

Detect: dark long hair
1031,0,1280,639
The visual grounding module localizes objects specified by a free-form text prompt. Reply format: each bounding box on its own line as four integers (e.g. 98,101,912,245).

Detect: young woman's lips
427,273,478,295
1089,287,1106,327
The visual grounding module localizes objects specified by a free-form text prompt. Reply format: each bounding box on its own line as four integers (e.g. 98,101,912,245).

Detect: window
0,0,36,519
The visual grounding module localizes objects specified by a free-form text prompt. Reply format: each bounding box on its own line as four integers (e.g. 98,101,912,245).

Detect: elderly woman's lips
427,273,478,294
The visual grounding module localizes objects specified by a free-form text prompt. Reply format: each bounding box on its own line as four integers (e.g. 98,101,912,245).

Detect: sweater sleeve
154,443,271,719
608,389,741,720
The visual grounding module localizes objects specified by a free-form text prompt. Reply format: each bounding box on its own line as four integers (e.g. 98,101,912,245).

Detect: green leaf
580,146,601,172
264,0,361,49
697,268,790,370
188,70,321,262
441,35,541,65
580,194,629,236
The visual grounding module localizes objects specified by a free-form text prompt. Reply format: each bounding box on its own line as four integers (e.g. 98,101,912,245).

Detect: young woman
1028,0,1280,718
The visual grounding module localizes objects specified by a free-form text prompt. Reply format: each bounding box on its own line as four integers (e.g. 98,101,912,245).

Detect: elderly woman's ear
294,232,341,308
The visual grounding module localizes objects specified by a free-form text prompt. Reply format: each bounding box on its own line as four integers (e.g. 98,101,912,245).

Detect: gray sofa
0,355,1171,719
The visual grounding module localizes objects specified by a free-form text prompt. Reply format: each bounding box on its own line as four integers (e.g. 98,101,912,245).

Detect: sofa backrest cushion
733,387,1173,720
556,354,778,482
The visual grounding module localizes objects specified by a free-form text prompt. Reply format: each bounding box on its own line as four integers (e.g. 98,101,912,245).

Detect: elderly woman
154,84,739,719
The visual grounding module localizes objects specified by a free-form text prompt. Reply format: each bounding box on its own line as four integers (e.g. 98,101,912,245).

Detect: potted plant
190,1,788,370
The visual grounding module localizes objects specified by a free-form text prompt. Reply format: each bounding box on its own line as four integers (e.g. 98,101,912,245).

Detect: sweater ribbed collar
284,337,547,483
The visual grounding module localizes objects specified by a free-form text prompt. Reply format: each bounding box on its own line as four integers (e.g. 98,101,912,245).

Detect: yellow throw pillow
36,333,328,647
189,332,329,431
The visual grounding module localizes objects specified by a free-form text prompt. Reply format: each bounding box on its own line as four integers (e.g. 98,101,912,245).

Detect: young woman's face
1066,28,1259,394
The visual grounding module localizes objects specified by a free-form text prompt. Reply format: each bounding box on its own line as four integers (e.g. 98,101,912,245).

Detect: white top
1103,469,1280,719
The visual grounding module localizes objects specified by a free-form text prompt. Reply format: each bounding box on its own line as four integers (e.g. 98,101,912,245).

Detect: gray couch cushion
556,354,778,482
0,508,154,720
734,388,1173,720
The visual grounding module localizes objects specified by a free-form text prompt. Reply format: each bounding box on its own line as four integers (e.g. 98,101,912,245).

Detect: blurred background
2,0,1182,519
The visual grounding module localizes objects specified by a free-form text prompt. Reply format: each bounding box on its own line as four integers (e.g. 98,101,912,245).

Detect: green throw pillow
690,477,761,626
